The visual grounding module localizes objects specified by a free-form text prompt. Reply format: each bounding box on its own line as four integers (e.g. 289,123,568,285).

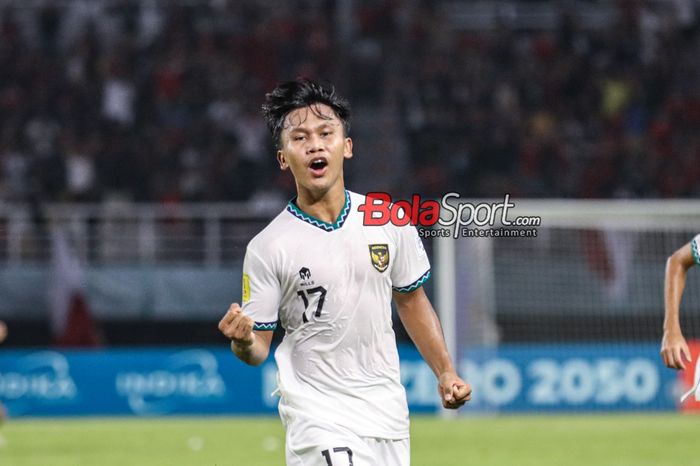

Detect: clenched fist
218,303,255,347
438,371,472,409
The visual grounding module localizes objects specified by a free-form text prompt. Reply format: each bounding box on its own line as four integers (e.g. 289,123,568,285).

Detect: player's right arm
661,240,698,370
219,241,281,366
218,303,273,366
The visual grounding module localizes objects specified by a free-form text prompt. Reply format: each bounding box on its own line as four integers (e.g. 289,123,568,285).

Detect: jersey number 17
296,286,327,323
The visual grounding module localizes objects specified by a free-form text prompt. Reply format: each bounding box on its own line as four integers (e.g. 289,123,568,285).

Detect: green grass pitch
1,414,698,465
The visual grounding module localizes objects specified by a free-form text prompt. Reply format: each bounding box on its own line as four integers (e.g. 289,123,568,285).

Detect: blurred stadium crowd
0,0,699,206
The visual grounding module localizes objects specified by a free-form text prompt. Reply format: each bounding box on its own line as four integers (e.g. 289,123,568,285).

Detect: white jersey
692,234,700,267
241,190,430,439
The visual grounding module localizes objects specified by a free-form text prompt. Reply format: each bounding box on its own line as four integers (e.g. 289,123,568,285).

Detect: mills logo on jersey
298,267,315,286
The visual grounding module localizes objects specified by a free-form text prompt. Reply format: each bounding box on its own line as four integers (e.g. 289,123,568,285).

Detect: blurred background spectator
0,0,699,207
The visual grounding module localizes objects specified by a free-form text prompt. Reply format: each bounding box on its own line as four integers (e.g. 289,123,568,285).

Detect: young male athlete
218,79,470,465
661,234,700,371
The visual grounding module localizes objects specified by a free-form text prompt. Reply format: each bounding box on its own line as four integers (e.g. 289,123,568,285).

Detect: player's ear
277,150,289,170
343,137,353,160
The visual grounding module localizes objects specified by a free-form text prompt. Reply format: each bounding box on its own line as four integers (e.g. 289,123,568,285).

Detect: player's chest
277,226,395,291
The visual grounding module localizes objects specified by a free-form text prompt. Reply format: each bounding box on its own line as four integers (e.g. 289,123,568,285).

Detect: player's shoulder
246,209,294,256
342,190,364,212
347,190,367,205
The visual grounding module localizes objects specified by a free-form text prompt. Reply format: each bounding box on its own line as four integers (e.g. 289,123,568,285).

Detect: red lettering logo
358,192,440,227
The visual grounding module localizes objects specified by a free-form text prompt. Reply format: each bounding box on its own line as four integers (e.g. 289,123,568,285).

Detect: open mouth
309,158,328,175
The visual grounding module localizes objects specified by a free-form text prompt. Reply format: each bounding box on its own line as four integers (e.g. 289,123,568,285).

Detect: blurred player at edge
661,234,700,370
218,78,471,465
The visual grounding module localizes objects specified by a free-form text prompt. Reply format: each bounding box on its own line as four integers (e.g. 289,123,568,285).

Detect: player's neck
295,184,347,224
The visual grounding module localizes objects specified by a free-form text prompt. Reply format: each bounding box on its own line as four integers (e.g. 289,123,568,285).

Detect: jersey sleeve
391,224,431,293
241,246,281,331
692,234,700,267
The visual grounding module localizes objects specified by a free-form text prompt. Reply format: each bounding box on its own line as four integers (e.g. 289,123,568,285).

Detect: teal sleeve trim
253,321,277,331
692,237,700,267
393,269,431,293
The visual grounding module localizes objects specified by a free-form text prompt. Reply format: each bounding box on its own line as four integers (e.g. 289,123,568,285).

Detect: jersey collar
286,190,351,232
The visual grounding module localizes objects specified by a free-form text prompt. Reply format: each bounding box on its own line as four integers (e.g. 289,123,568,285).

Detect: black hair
262,78,351,148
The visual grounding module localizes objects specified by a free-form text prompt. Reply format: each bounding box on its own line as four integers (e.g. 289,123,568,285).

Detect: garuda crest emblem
369,244,390,273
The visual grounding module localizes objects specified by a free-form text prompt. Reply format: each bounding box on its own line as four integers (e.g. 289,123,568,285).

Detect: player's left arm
661,240,697,370
394,287,471,409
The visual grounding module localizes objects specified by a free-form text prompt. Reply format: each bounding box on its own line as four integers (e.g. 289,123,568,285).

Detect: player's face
277,104,353,198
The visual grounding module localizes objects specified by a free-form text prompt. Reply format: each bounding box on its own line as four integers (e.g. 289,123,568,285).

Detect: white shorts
284,416,410,466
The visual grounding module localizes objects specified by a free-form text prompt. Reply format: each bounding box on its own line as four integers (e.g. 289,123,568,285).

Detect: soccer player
660,234,700,370
218,79,471,465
